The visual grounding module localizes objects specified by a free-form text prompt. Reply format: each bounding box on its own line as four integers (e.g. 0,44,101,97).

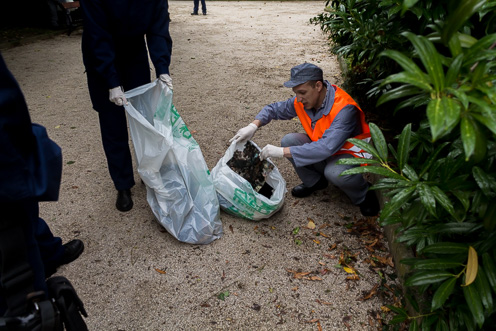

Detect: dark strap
0,223,34,317
47,276,88,331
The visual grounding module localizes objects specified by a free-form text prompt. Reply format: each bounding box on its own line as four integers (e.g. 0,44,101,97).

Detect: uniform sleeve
290,105,359,167
80,0,120,88
255,97,298,126
146,0,173,76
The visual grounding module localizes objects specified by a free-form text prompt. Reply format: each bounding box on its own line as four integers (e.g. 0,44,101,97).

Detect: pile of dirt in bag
226,141,275,198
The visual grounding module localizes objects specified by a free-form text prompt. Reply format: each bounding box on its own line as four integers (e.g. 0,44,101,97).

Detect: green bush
314,0,496,329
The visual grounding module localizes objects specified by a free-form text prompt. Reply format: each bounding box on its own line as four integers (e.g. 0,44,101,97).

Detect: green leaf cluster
317,1,496,328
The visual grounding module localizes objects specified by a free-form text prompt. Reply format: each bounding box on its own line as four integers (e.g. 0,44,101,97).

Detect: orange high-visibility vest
294,85,372,159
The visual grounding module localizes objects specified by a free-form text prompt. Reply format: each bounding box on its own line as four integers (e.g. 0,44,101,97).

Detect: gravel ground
2,1,399,330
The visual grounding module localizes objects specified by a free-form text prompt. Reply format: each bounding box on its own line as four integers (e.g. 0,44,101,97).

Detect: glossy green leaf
462,283,485,328
418,142,450,178
441,0,486,44
457,32,478,48
409,319,418,331
369,123,388,162
430,185,456,219
376,85,422,106
381,72,433,92
472,166,496,197
431,277,456,310
380,49,425,75
460,117,476,160
341,166,405,180
464,33,496,65
433,222,481,234
445,54,463,86
336,158,380,165
422,242,468,255
380,185,416,220
427,97,461,141
475,266,493,311
418,183,436,216
345,138,382,161
403,32,444,92
397,124,411,172
405,270,453,286
414,259,463,270
482,253,496,293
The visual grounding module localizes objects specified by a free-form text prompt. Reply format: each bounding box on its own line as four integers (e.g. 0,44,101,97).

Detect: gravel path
2,2,398,330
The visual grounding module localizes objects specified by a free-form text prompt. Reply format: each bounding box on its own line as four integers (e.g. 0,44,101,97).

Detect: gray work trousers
281,133,368,205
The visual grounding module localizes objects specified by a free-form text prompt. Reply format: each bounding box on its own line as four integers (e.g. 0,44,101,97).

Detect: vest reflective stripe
294,85,372,159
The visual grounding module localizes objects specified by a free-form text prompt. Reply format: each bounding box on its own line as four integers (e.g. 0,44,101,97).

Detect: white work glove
260,144,284,160
159,74,173,91
109,86,127,106
229,123,258,143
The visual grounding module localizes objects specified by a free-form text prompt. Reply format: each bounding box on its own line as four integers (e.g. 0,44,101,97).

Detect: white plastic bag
212,140,287,220
124,80,222,244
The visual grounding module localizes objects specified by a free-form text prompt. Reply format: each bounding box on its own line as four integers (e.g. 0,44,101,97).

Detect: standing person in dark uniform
191,0,207,15
80,0,173,212
0,54,84,316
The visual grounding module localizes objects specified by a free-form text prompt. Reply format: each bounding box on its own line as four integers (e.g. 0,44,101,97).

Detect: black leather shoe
116,189,133,212
359,188,380,216
291,177,328,198
60,239,84,266
191,12,198,15
203,12,207,15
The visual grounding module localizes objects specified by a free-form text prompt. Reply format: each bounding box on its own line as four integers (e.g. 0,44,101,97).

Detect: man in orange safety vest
230,63,380,216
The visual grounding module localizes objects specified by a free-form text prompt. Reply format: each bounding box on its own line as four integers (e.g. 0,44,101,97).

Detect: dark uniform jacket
80,0,172,110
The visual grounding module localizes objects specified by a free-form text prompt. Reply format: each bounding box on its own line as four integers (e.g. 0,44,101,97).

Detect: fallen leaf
317,321,323,331
318,261,326,266
154,268,166,274
55,125,60,129
343,315,352,330
343,267,355,274
293,200,300,206
329,243,337,250
319,232,330,238
313,239,321,244
346,275,360,280
217,291,229,301
309,276,322,281
229,225,234,233
306,319,319,323
307,218,316,229
292,286,298,291
315,299,333,305
381,306,391,312
200,303,211,307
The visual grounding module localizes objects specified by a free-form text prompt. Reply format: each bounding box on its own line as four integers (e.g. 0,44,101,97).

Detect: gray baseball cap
283,63,323,88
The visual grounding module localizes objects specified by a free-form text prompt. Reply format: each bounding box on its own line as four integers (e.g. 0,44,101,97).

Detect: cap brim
283,80,301,88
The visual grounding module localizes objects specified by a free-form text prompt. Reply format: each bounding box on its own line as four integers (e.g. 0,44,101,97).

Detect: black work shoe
116,189,133,212
359,188,380,216
191,12,198,15
203,12,207,15
60,239,84,266
291,177,328,198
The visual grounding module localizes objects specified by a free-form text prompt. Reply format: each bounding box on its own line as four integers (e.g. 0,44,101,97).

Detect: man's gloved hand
159,74,173,91
229,123,258,143
109,86,127,106
260,144,284,160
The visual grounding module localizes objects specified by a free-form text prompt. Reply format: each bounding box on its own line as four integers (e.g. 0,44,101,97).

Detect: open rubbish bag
212,140,287,220
124,80,222,244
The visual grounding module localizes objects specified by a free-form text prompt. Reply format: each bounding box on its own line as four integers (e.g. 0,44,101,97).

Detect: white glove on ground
109,86,127,106
260,144,284,160
159,74,173,91
229,123,258,143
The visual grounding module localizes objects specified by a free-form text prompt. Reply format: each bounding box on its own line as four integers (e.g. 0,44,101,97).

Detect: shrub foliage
314,0,496,329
